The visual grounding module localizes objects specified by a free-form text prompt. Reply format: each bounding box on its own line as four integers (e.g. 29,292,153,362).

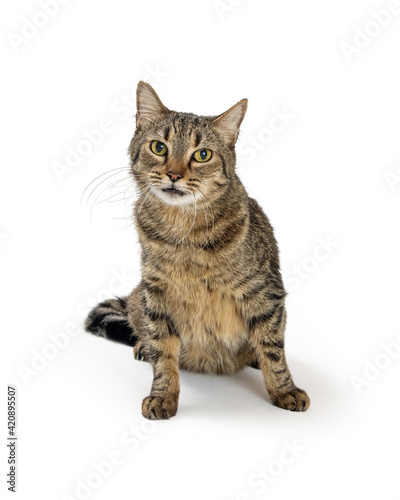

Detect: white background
2,1,400,499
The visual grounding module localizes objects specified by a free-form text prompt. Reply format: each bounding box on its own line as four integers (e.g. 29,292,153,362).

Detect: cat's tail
84,297,137,347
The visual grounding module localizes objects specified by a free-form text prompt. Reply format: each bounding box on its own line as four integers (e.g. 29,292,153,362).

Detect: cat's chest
165,280,247,347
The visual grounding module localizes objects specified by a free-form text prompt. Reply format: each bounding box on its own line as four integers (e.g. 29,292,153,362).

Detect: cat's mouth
161,187,186,197
153,185,192,205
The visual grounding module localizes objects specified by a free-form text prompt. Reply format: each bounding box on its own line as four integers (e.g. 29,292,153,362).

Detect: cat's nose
166,171,183,183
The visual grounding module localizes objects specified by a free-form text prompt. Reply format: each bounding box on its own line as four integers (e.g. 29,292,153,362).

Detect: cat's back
247,196,281,272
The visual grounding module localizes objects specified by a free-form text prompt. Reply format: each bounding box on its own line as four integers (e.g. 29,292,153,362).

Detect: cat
85,81,310,419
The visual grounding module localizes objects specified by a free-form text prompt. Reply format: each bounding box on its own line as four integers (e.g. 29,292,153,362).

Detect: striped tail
84,297,137,347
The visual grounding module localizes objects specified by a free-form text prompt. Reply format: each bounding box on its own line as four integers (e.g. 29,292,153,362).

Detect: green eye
151,141,168,156
193,148,212,163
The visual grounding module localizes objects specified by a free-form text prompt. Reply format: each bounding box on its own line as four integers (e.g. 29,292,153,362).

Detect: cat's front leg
140,288,181,420
244,295,310,412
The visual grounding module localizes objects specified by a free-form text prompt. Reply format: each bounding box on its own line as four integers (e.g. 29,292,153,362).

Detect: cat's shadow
178,359,335,418
230,367,268,400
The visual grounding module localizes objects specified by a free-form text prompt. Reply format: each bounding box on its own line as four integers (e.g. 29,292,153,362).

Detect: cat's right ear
136,81,168,128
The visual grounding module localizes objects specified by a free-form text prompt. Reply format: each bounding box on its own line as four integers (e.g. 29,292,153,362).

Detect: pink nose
166,171,183,182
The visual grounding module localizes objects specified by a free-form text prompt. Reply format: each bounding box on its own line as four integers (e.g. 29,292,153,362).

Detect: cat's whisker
107,194,134,203
113,219,135,231
179,194,197,244
94,185,135,205
89,176,134,224
81,165,131,207
81,164,130,200
86,174,132,210
198,195,211,239
136,183,157,221
195,188,215,252
90,175,133,206
170,201,192,235
155,191,193,232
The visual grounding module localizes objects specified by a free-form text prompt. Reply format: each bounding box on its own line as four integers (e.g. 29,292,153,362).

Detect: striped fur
85,82,310,419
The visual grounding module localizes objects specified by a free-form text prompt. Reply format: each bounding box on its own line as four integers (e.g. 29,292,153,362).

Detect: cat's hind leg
133,340,148,361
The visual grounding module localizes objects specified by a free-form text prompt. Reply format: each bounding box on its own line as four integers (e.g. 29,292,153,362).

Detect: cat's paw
133,341,147,361
271,388,310,412
142,395,178,420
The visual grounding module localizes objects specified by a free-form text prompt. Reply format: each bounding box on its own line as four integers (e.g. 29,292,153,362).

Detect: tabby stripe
261,339,284,349
221,158,229,180
148,346,163,362
277,376,292,389
247,305,278,330
166,317,179,337
86,312,114,329
145,308,178,337
267,275,284,290
203,215,247,251
145,308,168,322
142,280,163,295
265,351,281,362
164,126,170,141
273,368,287,375
194,131,202,148
131,149,140,165
97,299,124,311
240,284,266,301
138,218,177,246
116,296,127,307
271,306,285,329
147,327,164,341
266,291,286,301
143,275,161,284
214,181,229,189
233,271,260,290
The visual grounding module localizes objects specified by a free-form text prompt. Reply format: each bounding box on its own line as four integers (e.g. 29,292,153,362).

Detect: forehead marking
194,131,202,148
163,126,170,141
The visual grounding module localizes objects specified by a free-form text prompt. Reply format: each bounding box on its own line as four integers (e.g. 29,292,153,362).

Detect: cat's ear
136,81,168,128
212,99,248,147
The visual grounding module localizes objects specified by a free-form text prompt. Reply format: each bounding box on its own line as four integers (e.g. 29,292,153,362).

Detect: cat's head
129,81,247,206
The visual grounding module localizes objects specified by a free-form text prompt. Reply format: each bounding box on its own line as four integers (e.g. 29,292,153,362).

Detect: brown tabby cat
85,81,310,419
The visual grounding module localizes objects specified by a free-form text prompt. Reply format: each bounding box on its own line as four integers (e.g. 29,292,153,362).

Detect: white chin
152,187,194,206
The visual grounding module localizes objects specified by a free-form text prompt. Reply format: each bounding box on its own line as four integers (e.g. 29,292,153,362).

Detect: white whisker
81,165,131,207
179,194,197,244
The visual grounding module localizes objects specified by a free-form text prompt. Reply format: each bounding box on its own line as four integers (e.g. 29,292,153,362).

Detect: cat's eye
193,148,212,163
150,140,168,156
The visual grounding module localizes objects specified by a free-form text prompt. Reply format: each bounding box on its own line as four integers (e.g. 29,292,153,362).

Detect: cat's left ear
212,99,248,147
136,81,168,128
